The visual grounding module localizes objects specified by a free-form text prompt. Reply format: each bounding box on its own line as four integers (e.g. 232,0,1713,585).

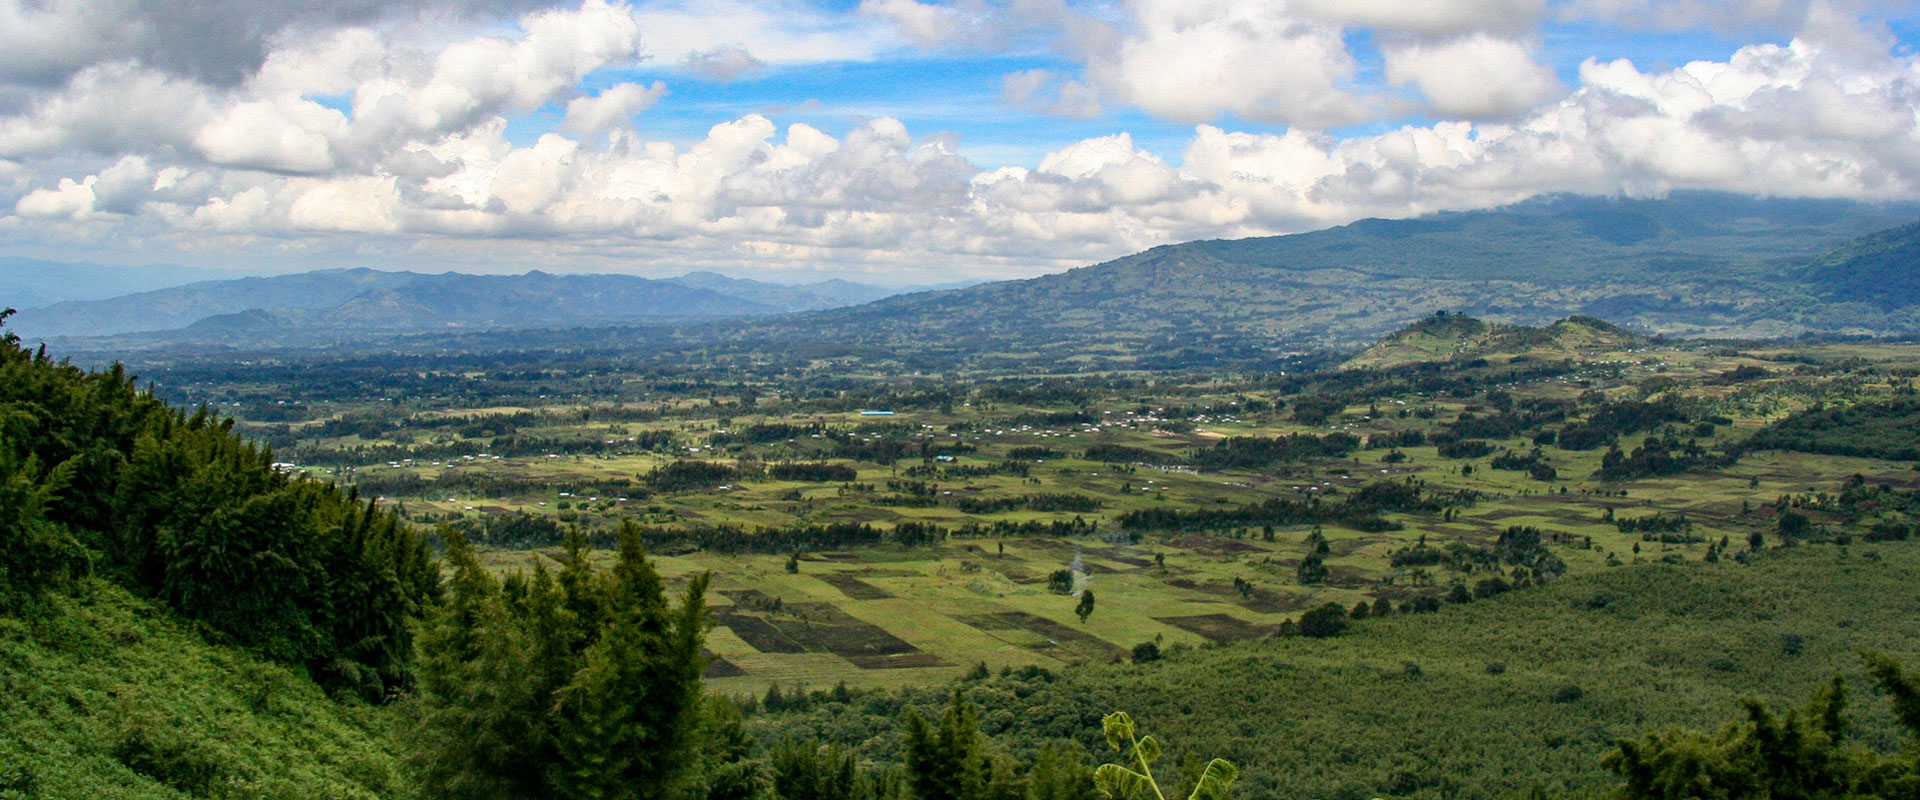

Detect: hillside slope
535,192,1920,373
0,584,407,800
1803,220,1920,311
773,192,1916,354
1343,313,1646,368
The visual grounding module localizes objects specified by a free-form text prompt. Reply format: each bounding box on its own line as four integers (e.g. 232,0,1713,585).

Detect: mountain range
0,257,241,310
8,269,920,338
625,191,1920,371
17,192,1920,366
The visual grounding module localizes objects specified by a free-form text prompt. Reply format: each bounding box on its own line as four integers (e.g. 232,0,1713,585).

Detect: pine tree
1028,742,1096,800
548,521,711,800
406,529,543,799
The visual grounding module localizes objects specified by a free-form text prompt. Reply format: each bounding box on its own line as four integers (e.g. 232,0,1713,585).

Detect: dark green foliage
1778,511,1813,538
1083,444,1169,464
1296,552,1328,585
770,740,883,800
1598,433,1733,481
685,699,776,800
110,721,228,796
1027,742,1095,800
1298,602,1348,638
903,691,1024,800
0,311,434,696
1606,652,1920,799
767,462,858,482
0,446,90,613
646,460,746,492
1437,439,1497,459
956,494,1102,514
1007,446,1064,460
1132,642,1162,663
1193,433,1359,469
405,524,711,799
1746,399,1920,461
1290,397,1346,425
1118,478,1466,534
1075,590,1096,623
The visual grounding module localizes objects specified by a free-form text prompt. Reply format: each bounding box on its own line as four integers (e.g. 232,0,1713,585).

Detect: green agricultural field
203,327,1920,695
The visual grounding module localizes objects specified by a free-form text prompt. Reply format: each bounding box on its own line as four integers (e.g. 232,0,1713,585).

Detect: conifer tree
903,690,991,800
548,521,711,800
407,529,543,798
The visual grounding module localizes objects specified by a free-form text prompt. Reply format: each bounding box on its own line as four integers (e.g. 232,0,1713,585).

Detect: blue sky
2,0,1918,283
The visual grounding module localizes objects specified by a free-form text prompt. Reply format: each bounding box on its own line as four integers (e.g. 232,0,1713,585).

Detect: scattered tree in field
1297,552,1328,585
1298,602,1348,638
1075,590,1096,623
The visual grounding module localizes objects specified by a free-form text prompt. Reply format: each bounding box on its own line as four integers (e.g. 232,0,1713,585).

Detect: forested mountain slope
744,192,1919,361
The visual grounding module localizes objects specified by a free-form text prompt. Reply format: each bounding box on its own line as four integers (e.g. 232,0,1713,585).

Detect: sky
1,0,1918,284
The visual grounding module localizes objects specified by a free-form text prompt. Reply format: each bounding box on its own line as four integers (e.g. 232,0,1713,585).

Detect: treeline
1191,433,1360,469
1599,431,1735,481
1744,396,1920,461
956,494,1103,514
355,469,636,500
1119,479,1472,533
454,512,1105,554
0,311,436,699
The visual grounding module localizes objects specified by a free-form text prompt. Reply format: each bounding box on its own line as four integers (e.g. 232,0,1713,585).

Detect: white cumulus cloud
1384,34,1567,118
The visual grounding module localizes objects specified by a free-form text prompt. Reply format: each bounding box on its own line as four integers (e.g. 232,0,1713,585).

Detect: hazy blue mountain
0,258,241,309
10,268,425,337
321,271,775,329
663,271,906,312
9,266,918,339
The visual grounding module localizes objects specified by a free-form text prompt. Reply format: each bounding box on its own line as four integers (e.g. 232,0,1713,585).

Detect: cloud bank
1,0,1917,280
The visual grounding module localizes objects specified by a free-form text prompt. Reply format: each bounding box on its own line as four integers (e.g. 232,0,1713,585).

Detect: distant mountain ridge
675,191,1920,370
0,257,242,310
9,268,922,338
25,192,1920,368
